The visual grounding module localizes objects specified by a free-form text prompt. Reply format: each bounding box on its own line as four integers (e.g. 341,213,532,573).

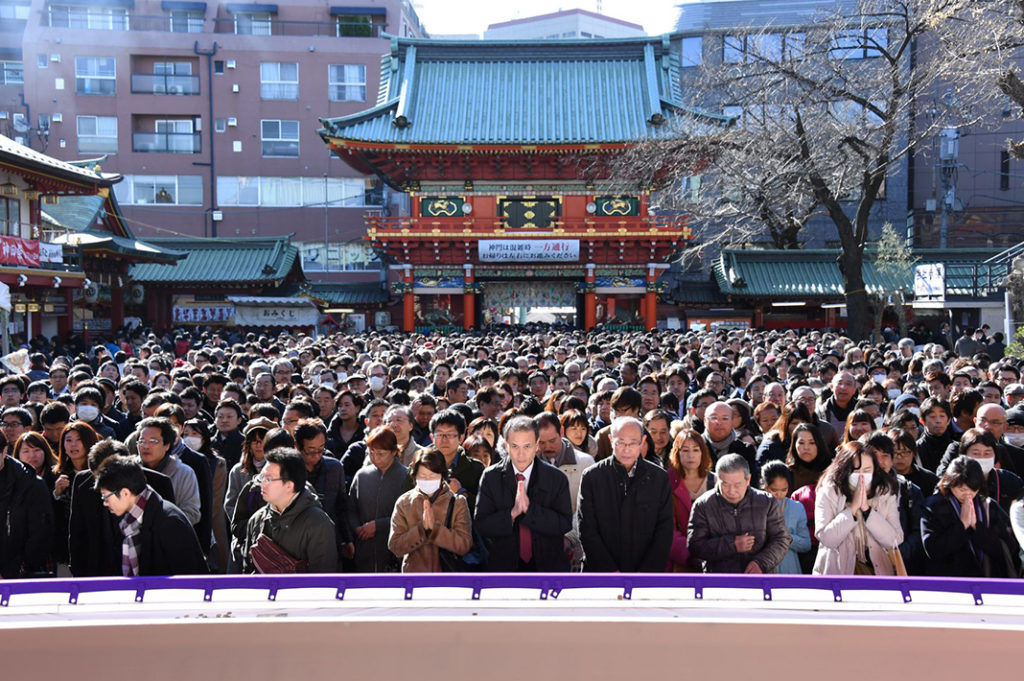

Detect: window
831,27,886,60
214,118,226,132
1001,151,1011,191
37,54,48,69
724,32,801,63
234,11,271,35
214,60,224,74
260,62,298,100
155,119,196,153
216,176,377,207
77,115,117,153
0,61,23,85
0,3,30,20
680,37,702,68
75,56,116,95
49,4,128,30
336,13,379,37
260,119,299,157
169,9,203,33
0,197,20,237
114,175,202,205
328,64,366,101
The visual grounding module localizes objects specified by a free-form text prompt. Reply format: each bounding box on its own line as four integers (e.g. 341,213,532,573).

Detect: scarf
119,487,151,576
706,430,737,457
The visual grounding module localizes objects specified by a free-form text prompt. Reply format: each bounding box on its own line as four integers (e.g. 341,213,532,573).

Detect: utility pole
194,41,218,238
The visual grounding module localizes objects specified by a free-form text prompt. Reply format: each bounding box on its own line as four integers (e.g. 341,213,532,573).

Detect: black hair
264,447,307,492
94,455,147,496
761,460,794,489
138,416,177,446
429,408,466,436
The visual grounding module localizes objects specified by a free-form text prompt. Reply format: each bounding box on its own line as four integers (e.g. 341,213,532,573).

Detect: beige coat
388,487,471,573
812,482,903,575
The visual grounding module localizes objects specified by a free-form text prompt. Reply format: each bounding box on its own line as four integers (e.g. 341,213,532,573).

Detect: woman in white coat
813,441,903,575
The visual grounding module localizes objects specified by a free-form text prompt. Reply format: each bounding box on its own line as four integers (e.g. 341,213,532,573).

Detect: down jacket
687,485,792,573
243,489,338,573
812,482,903,575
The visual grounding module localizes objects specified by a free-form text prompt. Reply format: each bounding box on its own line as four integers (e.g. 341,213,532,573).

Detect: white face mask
182,436,203,451
848,472,872,492
320,381,334,390
416,478,441,495
887,389,901,400
1005,433,1024,448
337,372,348,382
76,405,99,422
975,457,995,475
467,389,476,399
369,376,386,392
872,373,887,384
874,416,885,429
908,407,921,417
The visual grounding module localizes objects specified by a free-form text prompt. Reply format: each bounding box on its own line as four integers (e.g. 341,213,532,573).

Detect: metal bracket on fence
335,585,346,601
694,584,703,600
899,583,912,603
972,587,984,606
135,586,146,603
539,581,550,600
761,582,772,601
203,582,214,602
549,581,563,600
471,580,482,600
622,579,633,600
1,587,10,607
404,580,414,600
68,586,80,605
266,581,278,602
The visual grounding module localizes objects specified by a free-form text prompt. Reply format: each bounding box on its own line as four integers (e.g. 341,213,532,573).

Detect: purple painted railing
1,573,1021,607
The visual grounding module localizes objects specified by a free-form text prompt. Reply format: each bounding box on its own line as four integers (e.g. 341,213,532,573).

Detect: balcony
366,215,693,240
132,131,201,154
211,17,382,37
45,12,204,32
130,73,200,95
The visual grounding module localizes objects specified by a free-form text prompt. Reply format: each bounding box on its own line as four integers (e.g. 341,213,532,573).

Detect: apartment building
482,9,645,41
10,0,426,283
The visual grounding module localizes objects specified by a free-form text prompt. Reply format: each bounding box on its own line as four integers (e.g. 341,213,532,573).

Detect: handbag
249,533,308,574
885,545,908,576
436,496,470,573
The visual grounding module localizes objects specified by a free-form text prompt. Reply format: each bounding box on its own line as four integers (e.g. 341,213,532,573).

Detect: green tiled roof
712,248,1007,299
40,194,106,231
319,36,729,147
43,194,183,263
129,236,299,285
281,281,390,305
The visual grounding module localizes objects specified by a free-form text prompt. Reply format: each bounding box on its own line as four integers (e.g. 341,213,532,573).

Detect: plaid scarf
119,488,151,577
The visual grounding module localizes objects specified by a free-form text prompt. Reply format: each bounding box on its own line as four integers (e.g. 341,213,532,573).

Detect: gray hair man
687,454,791,574
576,416,672,572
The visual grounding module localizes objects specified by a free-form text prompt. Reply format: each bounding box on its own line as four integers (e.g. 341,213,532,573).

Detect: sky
414,0,683,37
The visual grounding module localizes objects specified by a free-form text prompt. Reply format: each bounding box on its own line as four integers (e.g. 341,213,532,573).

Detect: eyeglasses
100,490,120,504
613,440,642,450
257,474,284,484
139,438,163,446
433,432,460,440
1,421,23,429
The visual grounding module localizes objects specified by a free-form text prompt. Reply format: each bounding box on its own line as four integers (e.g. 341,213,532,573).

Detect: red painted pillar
645,264,657,331
462,264,474,331
584,263,596,330
402,265,415,333
754,305,764,329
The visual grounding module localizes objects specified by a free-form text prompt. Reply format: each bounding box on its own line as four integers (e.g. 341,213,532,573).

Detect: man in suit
577,416,673,572
95,455,207,576
475,415,573,572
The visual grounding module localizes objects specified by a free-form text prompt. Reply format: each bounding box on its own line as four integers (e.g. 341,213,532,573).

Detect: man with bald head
936,403,1024,476
816,371,858,436
577,416,672,572
702,401,760,487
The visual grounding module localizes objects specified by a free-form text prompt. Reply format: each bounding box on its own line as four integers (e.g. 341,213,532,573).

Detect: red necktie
516,473,533,565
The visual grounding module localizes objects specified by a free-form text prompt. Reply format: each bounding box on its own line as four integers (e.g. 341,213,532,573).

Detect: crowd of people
1,322,1022,579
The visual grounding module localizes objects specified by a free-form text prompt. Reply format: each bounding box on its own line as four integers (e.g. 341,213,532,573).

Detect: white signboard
914,263,945,301
478,239,580,262
233,303,319,327
39,242,63,263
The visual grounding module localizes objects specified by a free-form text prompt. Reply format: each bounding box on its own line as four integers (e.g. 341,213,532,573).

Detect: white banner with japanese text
478,239,580,262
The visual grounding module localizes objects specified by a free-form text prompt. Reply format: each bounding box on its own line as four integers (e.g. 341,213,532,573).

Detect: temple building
319,36,726,332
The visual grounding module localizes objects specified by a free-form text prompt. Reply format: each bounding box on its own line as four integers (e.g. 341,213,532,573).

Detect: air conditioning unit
50,53,60,63
51,113,63,123
0,111,7,120
231,83,239,92
167,85,185,95
227,117,237,126
226,59,236,69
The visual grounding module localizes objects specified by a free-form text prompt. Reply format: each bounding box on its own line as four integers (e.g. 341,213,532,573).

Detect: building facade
482,9,645,41
320,36,724,332
11,0,425,285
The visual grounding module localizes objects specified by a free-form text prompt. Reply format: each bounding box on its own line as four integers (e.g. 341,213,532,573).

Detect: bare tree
871,222,918,343
616,0,1005,340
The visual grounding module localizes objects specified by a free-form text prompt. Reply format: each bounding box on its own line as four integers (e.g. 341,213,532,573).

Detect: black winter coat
68,467,175,577
577,456,673,572
475,457,573,572
243,489,338,573
0,456,52,578
133,488,209,576
921,492,1019,578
